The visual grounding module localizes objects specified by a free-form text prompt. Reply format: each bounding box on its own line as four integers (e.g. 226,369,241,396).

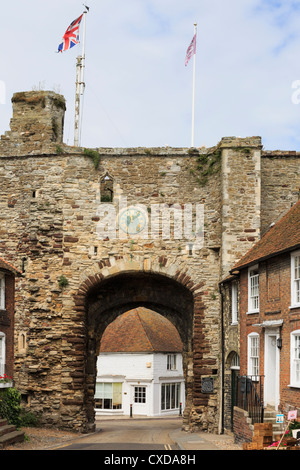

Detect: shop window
94,382,122,409
161,383,180,410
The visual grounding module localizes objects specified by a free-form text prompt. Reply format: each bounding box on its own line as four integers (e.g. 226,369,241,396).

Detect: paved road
52,417,182,451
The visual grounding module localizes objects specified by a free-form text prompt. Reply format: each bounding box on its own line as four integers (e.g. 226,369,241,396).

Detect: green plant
58,275,69,289
287,420,300,436
84,148,100,169
194,148,222,187
0,387,22,427
20,409,41,427
56,144,65,154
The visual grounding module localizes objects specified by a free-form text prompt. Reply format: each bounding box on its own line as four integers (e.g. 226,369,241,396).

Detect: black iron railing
234,375,264,424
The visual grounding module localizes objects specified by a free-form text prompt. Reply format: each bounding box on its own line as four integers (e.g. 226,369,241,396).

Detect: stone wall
0,90,299,432
261,151,300,234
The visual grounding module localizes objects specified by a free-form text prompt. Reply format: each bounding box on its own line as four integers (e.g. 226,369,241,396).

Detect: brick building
225,201,300,425
0,257,21,381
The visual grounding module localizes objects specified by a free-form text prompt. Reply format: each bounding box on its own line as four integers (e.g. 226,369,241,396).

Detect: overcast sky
1,0,300,150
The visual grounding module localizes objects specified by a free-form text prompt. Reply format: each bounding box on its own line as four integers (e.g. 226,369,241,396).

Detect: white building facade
95,351,185,417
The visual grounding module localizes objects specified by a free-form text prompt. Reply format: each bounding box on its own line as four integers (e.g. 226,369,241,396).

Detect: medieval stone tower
0,91,299,432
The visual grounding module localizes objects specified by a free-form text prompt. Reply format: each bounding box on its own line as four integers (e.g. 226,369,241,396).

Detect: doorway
264,329,280,409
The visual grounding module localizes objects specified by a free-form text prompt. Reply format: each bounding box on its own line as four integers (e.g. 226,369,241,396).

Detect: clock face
118,207,147,235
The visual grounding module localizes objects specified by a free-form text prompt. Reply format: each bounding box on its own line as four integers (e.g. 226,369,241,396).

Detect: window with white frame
290,330,300,387
167,354,177,370
231,283,238,324
0,274,5,310
248,333,259,378
291,252,300,307
0,333,5,376
248,266,259,312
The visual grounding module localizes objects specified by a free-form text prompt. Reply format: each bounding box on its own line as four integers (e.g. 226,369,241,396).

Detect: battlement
0,90,66,154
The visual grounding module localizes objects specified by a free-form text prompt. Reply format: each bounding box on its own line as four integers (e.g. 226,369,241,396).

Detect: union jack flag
58,14,84,53
185,33,196,66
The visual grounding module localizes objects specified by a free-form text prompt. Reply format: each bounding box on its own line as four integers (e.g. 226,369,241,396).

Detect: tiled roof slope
0,257,22,275
231,200,300,272
100,307,183,353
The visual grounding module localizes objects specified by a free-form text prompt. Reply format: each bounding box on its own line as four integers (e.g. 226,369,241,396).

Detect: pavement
169,427,241,451
95,415,242,451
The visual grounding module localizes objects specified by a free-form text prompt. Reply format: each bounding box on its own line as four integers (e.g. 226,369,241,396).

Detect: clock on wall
118,207,147,235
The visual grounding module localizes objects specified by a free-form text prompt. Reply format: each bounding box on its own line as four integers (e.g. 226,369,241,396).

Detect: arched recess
224,350,240,432
73,255,205,432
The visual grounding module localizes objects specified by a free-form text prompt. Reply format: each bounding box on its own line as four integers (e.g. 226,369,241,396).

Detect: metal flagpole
74,56,81,147
191,23,197,148
74,10,87,147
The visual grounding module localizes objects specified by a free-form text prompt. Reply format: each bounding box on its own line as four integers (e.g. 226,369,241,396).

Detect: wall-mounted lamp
277,338,282,349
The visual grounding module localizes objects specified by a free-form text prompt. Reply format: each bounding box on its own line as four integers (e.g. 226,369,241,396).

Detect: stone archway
73,255,207,432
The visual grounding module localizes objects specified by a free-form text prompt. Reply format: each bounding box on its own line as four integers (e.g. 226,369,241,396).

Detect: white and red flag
185,33,196,66
58,13,84,53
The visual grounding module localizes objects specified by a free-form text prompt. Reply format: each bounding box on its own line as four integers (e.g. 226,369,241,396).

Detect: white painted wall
95,352,185,417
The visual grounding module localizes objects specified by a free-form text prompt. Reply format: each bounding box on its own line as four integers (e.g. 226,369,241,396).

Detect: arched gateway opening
95,307,186,418
74,261,200,432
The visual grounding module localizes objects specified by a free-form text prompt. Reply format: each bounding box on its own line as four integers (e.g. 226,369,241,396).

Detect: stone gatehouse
0,90,299,433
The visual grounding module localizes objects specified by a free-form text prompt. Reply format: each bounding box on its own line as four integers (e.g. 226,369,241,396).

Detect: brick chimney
4,91,66,148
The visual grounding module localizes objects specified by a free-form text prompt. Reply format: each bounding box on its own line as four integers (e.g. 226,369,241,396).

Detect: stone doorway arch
72,255,206,432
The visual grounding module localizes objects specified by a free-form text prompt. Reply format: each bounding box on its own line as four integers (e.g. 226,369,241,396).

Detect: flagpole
191,23,197,148
74,56,81,147
74,10,87,147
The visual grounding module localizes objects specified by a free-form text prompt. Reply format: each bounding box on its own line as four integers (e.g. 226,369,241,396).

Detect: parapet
0,90,66,155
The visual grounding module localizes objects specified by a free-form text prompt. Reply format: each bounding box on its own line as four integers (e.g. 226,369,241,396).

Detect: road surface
53,417,182,451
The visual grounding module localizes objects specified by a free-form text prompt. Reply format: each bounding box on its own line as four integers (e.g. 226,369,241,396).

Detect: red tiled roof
231,201,300,272
100,307,183,353
0,257,22,275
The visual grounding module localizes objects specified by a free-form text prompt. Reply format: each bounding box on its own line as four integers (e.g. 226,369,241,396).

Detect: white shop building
95,307,185,417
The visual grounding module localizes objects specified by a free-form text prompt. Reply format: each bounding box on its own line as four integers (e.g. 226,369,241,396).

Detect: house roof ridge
135,308,155,352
